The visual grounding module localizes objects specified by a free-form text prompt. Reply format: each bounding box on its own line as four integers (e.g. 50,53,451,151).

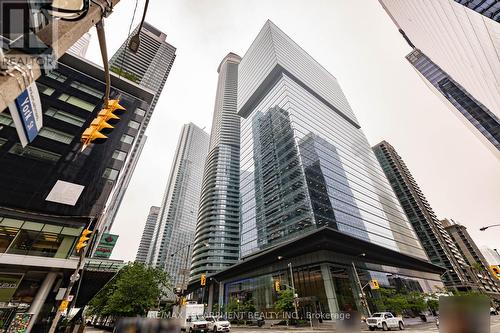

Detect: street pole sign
8,82,43,147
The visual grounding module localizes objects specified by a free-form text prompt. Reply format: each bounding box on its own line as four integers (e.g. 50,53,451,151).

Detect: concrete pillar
26,272,58,333
218,282,224,312
207,283,214,315
320,264,339,315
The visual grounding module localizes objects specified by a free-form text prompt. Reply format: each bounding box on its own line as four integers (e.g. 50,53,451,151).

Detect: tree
87,262,170,318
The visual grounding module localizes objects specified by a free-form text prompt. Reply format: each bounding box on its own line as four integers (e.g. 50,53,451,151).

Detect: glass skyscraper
203,21,443,315
379,0,500,158
238,20,425,259
149,123,209,292
190,53,242,281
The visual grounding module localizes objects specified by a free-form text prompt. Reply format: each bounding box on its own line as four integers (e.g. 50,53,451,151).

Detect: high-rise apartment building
373,141,472,291
442,219,500,298
101,22,177,234
379,0,500,158
190,53,242,282
150,124,209,291
202,21,444,315
135,206,160,263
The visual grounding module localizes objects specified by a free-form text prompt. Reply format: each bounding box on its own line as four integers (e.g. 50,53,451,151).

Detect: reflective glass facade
407,49,500,152
379,0,500,157
238,21,426,259
191,54,242,281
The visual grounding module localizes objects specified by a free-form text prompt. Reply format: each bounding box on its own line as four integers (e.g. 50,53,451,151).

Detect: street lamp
352,253,371,317
479,224,500,231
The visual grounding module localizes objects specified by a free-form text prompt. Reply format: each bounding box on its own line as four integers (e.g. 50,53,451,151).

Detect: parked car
491,307,499,315
366,312,405,331
205,316,231,332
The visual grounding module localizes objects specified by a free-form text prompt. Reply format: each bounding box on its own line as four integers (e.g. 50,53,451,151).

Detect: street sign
93,233,119,259
8,82,43,147
59,300,69,311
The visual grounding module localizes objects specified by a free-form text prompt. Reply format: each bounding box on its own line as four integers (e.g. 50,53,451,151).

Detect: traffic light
274,280,281,292
81,99,125,150
490,265,500,280
200,274,207,286
370,279,380,290
75,228,92,253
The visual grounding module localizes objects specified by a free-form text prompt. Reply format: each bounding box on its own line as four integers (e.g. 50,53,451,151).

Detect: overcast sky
84,0,499,262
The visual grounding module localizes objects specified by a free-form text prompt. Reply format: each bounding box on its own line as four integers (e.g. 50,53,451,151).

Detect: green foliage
372,288,429,316
275,289,295,314
110,66,141,83
87,262,170,318
426,299,439,312
226,298,240,314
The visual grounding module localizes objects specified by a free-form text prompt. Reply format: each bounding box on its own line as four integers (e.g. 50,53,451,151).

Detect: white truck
366,312,405,331
172,302,209,332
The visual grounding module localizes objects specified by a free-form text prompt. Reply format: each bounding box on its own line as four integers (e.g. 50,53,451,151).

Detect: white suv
205,316,231,332
366,312,405,331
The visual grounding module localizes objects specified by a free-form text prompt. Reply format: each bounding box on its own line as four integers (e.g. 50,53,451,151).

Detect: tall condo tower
204,21,443,315
379,0,500,158
190,53,242,282
101,22,177,234
373,141,472,291
135,206,160,263
150,124,209,291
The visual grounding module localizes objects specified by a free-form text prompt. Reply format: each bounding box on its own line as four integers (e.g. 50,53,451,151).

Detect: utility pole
351,262,371,317
288,263,299,320
0,0,122,112
48,221,96,333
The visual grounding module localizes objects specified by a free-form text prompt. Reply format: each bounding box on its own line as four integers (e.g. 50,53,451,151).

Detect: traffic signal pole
0,0,121,113
48,226,94,333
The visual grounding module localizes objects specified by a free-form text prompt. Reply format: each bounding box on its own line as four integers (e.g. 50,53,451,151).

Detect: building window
45,107,86,127
70,81,104,98
7,229,63,257
0,226,19,253
58,94,96,112
46,71,67,82
36,83,55,96
112,150,127,161
0,113,13,127
135,108,146,117
39,128,73,144
120,134,134,145
128,120,140,129
103,168,119,181
9,144,61,163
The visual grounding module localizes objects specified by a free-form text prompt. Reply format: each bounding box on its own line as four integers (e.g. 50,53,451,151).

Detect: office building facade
379,0,500,158
150,124,209,291
0,53,154,331
201,21,444,315
373,141,472,290
135,206,160,263
442,219,500,299
190,53,242,282
102,22,177,233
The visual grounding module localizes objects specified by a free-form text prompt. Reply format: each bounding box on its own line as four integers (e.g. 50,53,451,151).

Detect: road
84,315,500,332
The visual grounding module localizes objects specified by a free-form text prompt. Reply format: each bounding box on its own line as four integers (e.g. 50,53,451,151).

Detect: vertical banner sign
8,83,43,147
93,233,119,259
